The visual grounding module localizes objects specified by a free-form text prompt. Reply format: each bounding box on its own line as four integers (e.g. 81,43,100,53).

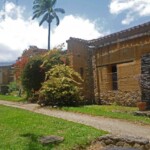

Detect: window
80,67,84,78
112,65,118,90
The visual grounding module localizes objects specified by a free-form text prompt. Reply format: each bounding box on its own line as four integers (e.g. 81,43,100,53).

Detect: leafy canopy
32,0,65,49
33,0,65,25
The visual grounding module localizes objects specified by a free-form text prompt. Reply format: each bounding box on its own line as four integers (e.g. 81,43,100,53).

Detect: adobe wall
94,35,150,105
67,38,94,103
117,60,141,91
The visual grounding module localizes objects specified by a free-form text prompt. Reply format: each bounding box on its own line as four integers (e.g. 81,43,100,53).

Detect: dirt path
0,100,150,141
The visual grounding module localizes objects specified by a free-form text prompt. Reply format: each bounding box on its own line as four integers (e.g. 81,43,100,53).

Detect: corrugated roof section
0,62,14,67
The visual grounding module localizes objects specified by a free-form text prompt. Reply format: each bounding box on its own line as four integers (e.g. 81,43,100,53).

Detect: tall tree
32,0,65,50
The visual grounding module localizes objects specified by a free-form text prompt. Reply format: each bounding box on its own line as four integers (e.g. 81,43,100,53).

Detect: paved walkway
0,100,150,141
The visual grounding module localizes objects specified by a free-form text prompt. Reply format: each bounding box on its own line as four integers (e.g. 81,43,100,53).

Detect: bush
8,82,19,92
41,48,65,71
38,64,83,107
21,57,45,98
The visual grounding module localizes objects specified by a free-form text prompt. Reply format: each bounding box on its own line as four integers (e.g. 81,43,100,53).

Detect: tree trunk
48,22,51,50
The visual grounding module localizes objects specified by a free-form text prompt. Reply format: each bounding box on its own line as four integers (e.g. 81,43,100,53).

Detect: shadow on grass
20,133,55,150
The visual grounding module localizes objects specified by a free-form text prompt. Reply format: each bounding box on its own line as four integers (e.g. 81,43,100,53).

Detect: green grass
0,94,25,102
0,105,106,150
61,105,150,125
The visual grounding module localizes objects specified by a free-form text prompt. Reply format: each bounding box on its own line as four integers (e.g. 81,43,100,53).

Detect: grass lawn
61,105,150,125
0,94,25,102
0,105,106,150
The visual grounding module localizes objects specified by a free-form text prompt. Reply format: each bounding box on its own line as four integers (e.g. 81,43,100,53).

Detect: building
0,63,14,94
21,46,48,58
67,21,150,106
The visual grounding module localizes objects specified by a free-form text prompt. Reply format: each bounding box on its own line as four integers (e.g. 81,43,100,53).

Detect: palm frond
39,13,49,26
33,8,47,20
51,0,57,7
47,14,54,23
33,4,40,9
32,13,39,20
52,12,59,26
54,8,65,14
33,0,39,4
32,11,42,19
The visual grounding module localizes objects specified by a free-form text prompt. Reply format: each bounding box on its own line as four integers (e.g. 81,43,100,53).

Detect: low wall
97,135,150,150
99,90,141,107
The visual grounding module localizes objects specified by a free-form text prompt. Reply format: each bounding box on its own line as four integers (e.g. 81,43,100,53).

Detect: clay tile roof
67,37,88,43
67,21,150,48
89,21,150,46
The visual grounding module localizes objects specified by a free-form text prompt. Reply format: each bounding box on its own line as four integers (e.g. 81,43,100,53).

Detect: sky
0,0,150,62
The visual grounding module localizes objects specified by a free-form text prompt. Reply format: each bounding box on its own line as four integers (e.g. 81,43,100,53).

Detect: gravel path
0,100,150,141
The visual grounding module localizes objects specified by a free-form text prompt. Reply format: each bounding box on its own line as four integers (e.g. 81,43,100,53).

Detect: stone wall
85,48,95,103
99,90,141,106
96,135,150,150
92,50,100,103
141,53,150,102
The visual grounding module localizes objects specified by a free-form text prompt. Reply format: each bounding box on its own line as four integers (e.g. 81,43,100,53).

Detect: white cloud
121,13,134,25
109,0,150,25
51,15,103,48
0,2,47,62
0,2,103,62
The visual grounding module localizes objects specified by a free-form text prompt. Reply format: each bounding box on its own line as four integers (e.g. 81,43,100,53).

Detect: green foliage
39,64,83,107
41,48,64,71
21,57,45,98
8,81,22,97
32,0,65,26
8,82,19,92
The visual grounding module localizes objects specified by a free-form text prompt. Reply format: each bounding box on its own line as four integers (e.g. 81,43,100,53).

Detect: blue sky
0,0,150,62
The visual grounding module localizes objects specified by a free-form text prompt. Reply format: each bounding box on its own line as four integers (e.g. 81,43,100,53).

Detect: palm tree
32,0,65,50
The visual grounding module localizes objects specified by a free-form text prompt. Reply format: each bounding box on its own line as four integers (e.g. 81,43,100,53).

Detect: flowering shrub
38,64,83,107
40,48,66,71
21,57,45,98
14,56,29,81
